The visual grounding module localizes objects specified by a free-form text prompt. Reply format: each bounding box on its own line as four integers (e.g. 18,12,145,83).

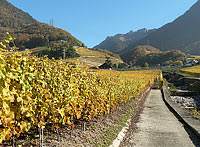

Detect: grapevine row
180,65,200,77
0,50,161,143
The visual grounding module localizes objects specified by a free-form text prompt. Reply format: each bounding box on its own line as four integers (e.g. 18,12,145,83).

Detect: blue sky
8,0,197,47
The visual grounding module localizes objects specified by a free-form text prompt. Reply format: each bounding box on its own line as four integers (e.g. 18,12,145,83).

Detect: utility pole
52,18,54,26
50,18,54,26
50,19,52,26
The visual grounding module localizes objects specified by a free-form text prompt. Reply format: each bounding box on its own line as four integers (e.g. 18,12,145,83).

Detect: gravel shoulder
122,89,198,147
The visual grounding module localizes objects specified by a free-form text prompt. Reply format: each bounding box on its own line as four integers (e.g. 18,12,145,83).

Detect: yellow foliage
180,65,200,77
0,34,161,143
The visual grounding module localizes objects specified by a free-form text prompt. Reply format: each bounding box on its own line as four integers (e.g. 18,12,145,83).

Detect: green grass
27,46,49,55
168,88,177,92
91,100,137,147
191,109,200,119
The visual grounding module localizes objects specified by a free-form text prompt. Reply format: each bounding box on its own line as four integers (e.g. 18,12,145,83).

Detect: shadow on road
161,90,200,146
184,126,200,147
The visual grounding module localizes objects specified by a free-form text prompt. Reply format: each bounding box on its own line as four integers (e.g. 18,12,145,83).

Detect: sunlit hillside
180,65,200,77
27,46,123,68
74,47,123,67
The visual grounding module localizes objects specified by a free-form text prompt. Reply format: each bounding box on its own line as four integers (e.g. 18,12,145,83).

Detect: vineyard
179,65,200,77
0,38,161,144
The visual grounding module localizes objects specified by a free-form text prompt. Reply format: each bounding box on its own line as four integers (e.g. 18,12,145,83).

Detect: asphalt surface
131,89,198,147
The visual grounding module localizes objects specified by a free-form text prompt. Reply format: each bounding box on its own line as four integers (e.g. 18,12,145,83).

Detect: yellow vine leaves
0,34,162,143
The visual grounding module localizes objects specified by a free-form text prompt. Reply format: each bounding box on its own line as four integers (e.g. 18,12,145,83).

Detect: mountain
121,45,186,66
0,0,36,29
122,1,200,55
0,0,83,50
94,28,156,53
13,23,83,49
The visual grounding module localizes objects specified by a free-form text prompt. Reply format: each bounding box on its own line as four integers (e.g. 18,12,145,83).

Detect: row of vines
0,36,162,143
179,65,200,77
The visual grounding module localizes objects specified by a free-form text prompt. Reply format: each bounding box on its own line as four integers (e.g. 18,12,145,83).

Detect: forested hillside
121,45,186,66
0,0,83,50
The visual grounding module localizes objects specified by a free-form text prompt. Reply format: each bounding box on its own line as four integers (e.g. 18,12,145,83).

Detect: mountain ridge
121,0,200,55
94,28,156,53
0,0,37,29
94,1,200,57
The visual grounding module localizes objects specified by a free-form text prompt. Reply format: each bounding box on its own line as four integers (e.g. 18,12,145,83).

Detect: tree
99,56,113,69
105,56,112,67
112,64,118,68
144,62,149,67
65,45,79,58
41,42,79,59
172,60,183,66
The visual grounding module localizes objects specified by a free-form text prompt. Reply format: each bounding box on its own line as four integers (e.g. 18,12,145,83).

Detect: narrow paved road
131,89,198,147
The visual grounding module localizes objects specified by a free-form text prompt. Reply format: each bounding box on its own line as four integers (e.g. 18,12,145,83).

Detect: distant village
184,58,199,67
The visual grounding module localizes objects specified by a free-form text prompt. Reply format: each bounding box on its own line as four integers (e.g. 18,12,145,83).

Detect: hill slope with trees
0,0,83,51
121,45,186,67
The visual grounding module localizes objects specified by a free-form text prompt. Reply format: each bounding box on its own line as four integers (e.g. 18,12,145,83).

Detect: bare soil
0,89,150,147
